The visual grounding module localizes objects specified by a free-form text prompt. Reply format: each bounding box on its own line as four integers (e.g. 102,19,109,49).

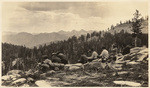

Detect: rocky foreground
1,47,148,87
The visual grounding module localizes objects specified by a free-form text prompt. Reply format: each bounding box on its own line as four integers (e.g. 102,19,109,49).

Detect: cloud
2,2,148,33
19,2,148,19
21,2,69,11
20,2,110,18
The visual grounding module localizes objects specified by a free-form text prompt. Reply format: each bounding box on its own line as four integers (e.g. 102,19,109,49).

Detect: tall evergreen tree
131,10,143,47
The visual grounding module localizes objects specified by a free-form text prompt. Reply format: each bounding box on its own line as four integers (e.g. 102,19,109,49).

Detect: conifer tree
131,10,143,47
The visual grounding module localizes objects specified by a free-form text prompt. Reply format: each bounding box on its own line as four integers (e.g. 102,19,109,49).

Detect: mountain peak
58,30,65,32
17,32,33,36
71,30,77,32
57,30,67,35
80,29,86,32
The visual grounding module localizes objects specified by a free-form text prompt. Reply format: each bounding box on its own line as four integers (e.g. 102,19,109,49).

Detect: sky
2,1,148,33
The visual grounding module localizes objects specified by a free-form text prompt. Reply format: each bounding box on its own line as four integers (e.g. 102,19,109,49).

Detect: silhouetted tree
86,33,90,41
131,10,143,47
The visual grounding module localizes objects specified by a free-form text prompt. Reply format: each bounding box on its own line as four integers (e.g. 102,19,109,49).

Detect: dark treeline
2,31,148,73
2,17,148,75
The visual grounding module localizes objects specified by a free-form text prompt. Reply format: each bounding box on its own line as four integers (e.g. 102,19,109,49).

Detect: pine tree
131,10,143,47
86,33,90,41
120,21,122,24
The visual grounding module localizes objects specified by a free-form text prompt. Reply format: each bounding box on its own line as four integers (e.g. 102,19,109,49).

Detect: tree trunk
135,36,137,47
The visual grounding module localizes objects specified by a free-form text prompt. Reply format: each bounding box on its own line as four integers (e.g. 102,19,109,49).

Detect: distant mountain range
2,19,148,48
2,29,93,48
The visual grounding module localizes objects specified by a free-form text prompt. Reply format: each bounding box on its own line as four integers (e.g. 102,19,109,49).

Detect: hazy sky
2,2,148,33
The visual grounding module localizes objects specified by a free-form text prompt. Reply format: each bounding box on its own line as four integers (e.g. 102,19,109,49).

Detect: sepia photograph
1,1,149,87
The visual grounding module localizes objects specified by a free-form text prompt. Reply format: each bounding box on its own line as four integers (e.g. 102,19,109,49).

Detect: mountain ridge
108,20,148,35
2,29,93,48
2,19,148,48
